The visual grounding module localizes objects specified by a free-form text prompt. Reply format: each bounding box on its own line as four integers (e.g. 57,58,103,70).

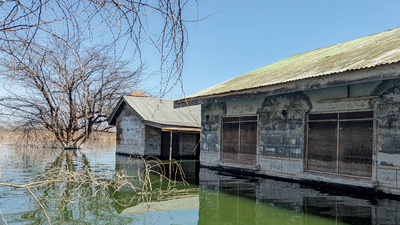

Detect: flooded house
108,91,201,158
174,28,400,195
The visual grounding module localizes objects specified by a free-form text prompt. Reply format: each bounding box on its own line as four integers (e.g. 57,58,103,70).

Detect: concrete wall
200,77,400,195
115,104,199,157
200,103,226,165
257,92,310,177
144,126,162,156
116,104,145,155
180,133,199,157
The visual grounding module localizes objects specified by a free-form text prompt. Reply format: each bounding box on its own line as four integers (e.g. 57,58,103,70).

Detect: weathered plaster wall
180,133,199,156
116,104,145,155
144,126,161,156
200,93,311,174
304,79,400,193
200,103,226,165
305,82,379,112
200,76,400,194
371,79,400,194
257,92,311,175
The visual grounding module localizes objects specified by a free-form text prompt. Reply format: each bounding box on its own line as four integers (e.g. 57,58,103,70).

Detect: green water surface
0,141,396,224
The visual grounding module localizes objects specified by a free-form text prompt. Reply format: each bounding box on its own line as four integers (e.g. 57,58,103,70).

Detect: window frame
306,110,374,178
221,115,258,163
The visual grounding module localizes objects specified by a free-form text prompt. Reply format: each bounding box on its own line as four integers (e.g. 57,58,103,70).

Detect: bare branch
0,0,200,96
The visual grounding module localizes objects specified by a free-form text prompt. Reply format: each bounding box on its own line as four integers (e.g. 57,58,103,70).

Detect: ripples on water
1,140,400,224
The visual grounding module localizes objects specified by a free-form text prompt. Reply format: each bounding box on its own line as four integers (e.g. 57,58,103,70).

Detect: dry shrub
0,130,115,149
0,149,189,225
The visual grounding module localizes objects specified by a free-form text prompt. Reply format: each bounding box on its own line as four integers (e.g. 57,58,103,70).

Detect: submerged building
108,91,201,158
174,27,400,195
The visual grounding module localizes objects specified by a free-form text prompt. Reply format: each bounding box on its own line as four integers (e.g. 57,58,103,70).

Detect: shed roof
108,95,200,129
182,27,400,101
128,90,150,97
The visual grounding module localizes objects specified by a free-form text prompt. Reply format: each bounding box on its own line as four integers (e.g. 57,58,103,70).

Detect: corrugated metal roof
118,96,200,128
186,27,400,99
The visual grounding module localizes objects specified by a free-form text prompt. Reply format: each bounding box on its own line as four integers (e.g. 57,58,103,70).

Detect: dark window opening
221,116,257,163
161,132,180,158
307,111,373,177
339,111,374,120
309,113,338,121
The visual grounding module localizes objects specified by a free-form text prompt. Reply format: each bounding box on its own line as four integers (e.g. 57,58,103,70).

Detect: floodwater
0,140,400,224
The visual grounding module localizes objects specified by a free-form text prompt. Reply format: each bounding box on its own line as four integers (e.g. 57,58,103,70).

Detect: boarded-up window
307,111,373,177
222,116,257,163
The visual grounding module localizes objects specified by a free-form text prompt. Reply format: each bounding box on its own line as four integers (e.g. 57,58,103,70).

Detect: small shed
108,91,201,158
175,27,400,195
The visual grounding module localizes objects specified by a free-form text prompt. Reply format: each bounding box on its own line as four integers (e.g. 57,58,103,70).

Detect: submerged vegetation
0,146,190,225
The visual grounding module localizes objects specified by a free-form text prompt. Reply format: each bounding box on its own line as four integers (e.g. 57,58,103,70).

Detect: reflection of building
198,167,400,225
112,158,201,214
175,27,400,195
121,196,199,215
108,91,200,158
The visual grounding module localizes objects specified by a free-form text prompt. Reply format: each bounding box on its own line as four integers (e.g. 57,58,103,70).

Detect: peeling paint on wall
199,76,400,195
201,102,227,153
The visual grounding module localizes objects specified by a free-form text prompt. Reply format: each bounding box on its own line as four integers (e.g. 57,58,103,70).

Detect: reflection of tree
1,150,193,224
31,149,136,223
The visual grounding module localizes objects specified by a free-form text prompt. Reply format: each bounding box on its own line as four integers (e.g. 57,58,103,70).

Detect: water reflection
198,167,400,225
2,140,400,224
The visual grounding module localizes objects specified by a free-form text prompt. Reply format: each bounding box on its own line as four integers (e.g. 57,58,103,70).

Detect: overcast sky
143,0,400,99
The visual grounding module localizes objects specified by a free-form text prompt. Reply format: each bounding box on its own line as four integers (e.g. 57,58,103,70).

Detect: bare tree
0,0,200,96
0,36,142,148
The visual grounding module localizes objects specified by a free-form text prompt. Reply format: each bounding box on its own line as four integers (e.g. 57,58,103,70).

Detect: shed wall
114,104,200,158
116,104,145,155
145,126,162,156
180,133,199,157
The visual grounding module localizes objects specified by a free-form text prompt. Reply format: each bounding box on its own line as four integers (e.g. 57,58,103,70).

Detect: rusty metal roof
108,95,200,128
186,27,400,99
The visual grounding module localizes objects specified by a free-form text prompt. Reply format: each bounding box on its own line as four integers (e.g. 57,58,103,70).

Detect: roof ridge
183,27,400,100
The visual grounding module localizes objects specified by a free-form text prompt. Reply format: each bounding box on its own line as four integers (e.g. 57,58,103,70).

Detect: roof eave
107,97,125,125
107,96,145,125
174,62,400,108
142,120,200,130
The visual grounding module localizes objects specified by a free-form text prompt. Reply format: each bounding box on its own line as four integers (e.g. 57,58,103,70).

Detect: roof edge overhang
107,96,145,125
107,97,125,125
175,62,400,108
142,120,200,131
161,127,201,132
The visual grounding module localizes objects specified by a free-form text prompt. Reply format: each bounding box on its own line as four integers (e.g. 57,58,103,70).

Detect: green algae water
0,140,398,224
